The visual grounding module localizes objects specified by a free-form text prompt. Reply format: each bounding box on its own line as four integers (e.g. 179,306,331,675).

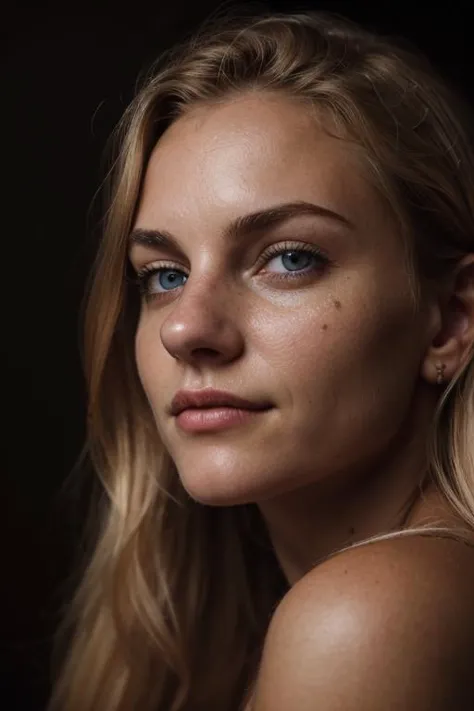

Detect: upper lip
169,388,272,416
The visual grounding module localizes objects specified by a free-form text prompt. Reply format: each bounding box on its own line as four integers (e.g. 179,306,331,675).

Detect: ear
420,254,474,386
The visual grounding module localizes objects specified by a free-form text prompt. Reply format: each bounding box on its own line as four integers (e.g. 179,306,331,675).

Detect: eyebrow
127,200,355,253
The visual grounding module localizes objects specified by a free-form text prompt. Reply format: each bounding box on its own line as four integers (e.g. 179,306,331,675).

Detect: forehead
135,91,387,235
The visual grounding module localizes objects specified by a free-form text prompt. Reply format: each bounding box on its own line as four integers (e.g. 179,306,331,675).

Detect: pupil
284,251,310,270
161,271,184,290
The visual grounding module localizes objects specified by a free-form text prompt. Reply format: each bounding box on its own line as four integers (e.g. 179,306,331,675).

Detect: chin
175,466,264,506
181,481,257,507
177,467,299,507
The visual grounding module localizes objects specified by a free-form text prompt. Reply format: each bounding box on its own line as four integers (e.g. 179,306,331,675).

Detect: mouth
174,405,273,433
169,388,273,417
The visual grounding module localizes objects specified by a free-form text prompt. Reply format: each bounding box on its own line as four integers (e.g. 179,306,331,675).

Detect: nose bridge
178,254,233,314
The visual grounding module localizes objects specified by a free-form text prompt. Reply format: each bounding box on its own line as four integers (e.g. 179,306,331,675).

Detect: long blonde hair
50,8,474,711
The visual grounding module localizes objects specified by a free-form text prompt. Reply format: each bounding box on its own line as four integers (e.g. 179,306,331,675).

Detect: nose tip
159,289,245,366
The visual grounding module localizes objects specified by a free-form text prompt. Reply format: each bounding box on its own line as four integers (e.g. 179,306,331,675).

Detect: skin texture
251,535,474,710
129,92,474,706
130,90,474,581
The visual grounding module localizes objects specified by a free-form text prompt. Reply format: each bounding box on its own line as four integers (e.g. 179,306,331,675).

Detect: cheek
250,289,371,380
134,320,160,398
254,277,419,420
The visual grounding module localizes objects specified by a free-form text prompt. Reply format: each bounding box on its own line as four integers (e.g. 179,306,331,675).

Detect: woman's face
129,91,433,505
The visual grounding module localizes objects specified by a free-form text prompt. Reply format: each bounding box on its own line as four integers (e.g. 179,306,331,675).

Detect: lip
169,388,273,416
176,406,269,433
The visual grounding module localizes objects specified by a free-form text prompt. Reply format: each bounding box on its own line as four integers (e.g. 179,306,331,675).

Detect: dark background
2,1,473,708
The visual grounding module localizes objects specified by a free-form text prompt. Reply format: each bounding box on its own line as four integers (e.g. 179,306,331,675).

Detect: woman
50,8,474,711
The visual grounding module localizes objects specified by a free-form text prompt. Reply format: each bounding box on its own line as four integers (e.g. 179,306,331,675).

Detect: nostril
191,347,221,358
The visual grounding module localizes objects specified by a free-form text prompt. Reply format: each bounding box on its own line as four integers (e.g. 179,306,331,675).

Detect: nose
159,275,245,367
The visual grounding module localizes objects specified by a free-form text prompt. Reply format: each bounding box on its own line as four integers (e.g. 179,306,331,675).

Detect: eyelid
134,259,184,278
255,239,329,268
131,239,333,303
132,238,329,274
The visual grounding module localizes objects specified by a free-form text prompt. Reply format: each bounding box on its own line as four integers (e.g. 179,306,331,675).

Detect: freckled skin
130,91,438,515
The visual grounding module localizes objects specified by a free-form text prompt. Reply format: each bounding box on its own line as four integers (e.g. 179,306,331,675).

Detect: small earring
435,362,447,385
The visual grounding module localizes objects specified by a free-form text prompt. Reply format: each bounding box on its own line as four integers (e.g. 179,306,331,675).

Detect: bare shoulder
297,532,474,603
252,535,474,711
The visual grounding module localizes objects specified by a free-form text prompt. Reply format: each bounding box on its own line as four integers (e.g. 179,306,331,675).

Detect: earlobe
435,362,447,385
420,357,451,387
420,254,474,386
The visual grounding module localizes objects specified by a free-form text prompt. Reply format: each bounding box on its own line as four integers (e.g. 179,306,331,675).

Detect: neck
257,383,440,586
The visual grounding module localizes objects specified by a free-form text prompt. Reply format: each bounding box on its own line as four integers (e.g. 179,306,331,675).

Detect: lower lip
175,407,271,432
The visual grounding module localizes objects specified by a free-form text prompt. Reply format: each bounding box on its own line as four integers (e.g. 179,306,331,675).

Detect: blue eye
262,247,323,275
147,269,187,293
133,242,329,302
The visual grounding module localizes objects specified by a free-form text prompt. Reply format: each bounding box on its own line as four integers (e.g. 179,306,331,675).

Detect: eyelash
132,241,331,301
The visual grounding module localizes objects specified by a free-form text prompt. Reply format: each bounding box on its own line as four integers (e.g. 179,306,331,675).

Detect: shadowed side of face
128,91,430,505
